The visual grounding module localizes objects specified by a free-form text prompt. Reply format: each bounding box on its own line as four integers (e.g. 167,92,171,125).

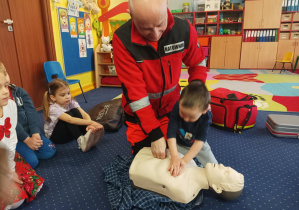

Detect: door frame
41,0,56,61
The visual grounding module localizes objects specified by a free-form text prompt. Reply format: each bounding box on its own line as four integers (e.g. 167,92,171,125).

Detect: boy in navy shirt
167,81,218,177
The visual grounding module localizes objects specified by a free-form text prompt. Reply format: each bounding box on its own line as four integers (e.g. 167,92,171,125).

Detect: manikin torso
129,148,209,203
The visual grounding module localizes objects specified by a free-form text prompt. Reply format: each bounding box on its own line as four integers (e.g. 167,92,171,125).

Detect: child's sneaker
91,127,105,147
78,130,95,152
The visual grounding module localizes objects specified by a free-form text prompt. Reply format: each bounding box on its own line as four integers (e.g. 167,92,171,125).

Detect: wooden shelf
100,84,121,87
173,9,244,69
219,22,243,24
97,52,112,54
282,11,299,13
220,9,244,12
98,63,114,65
95,44,120,88
99,73,117,76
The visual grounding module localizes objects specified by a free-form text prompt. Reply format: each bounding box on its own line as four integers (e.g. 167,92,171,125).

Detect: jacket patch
164,41,184,54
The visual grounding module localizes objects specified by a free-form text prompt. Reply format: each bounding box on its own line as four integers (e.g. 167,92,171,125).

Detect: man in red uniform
113,0,208,159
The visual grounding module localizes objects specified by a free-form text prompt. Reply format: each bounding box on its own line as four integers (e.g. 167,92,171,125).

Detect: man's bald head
129,0,167,15
128,0,169,42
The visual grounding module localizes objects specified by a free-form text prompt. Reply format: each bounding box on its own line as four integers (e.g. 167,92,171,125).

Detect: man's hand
24,137,43,151
11,172,23,184
151,137,166,159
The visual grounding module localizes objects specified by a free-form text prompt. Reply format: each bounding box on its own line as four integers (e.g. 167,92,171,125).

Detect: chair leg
78,82,87,103
291,62,294,73
272,62,277,72
280,63,285,74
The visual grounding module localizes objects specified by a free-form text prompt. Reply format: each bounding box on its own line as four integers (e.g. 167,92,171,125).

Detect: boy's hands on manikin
169,156,187,177
168,155,181,177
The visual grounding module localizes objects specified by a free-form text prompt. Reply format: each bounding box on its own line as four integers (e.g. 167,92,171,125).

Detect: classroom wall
49,0,130,95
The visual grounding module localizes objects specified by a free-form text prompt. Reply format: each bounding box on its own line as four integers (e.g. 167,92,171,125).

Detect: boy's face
179,101,208,122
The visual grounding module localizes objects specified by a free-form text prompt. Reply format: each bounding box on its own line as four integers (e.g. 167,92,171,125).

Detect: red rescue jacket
113,9,207,143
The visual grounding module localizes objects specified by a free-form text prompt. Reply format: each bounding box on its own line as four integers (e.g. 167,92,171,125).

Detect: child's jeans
16,134,56,169
177,141,218,167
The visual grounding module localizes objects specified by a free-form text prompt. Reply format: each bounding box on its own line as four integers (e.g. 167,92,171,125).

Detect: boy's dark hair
179,80,210,111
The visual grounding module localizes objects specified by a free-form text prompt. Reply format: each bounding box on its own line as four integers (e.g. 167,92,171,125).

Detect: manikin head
205,163,244,200
128,0,169,42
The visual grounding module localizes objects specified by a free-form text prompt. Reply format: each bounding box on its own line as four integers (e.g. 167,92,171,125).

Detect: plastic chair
43,61,87,103
272,52,294,74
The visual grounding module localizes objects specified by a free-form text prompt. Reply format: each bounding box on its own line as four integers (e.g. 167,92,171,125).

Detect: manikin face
71,22,76,31
50,86,71,108
0,73,9,108
179,102,208,122
205,163,244,193
131,0,168,42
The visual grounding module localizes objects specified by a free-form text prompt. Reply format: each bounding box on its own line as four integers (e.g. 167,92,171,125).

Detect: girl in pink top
43,79,104,152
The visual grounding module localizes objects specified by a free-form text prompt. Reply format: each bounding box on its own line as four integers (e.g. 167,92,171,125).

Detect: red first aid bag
210,88,257,132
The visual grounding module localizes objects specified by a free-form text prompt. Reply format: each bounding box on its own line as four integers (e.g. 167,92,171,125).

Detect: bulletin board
58,7,94,76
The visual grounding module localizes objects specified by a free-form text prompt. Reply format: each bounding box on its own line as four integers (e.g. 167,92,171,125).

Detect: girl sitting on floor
43,79,104,152
0,63,44,209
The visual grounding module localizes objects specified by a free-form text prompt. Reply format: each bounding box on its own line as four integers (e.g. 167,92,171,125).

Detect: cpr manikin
129,147,244,204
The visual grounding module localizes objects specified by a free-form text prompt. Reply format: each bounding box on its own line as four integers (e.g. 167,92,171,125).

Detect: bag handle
234,105,255,132
212,95,254,103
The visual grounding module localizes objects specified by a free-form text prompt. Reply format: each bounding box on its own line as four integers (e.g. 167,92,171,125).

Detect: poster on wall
59,8,69,32
78,39,87,58
77,18,85,38
67,0,80,17
86,31,94,48
84,13,93,48
57,7,94,76
69,17,78,38
84,14,92,31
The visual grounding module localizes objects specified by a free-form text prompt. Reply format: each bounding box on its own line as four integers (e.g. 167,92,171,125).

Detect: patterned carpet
17,87,299,210
179,69,299,112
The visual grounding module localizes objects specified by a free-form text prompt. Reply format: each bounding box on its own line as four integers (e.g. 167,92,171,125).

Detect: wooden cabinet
210,36,242,69
244,0,283,29
240,42,278,68
243,0,263,29
94,45,120,88
263,0,283,28
276,40,299,69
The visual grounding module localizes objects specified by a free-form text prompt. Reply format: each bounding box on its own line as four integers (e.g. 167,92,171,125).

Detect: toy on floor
129,147,244,204
101,36,113,52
